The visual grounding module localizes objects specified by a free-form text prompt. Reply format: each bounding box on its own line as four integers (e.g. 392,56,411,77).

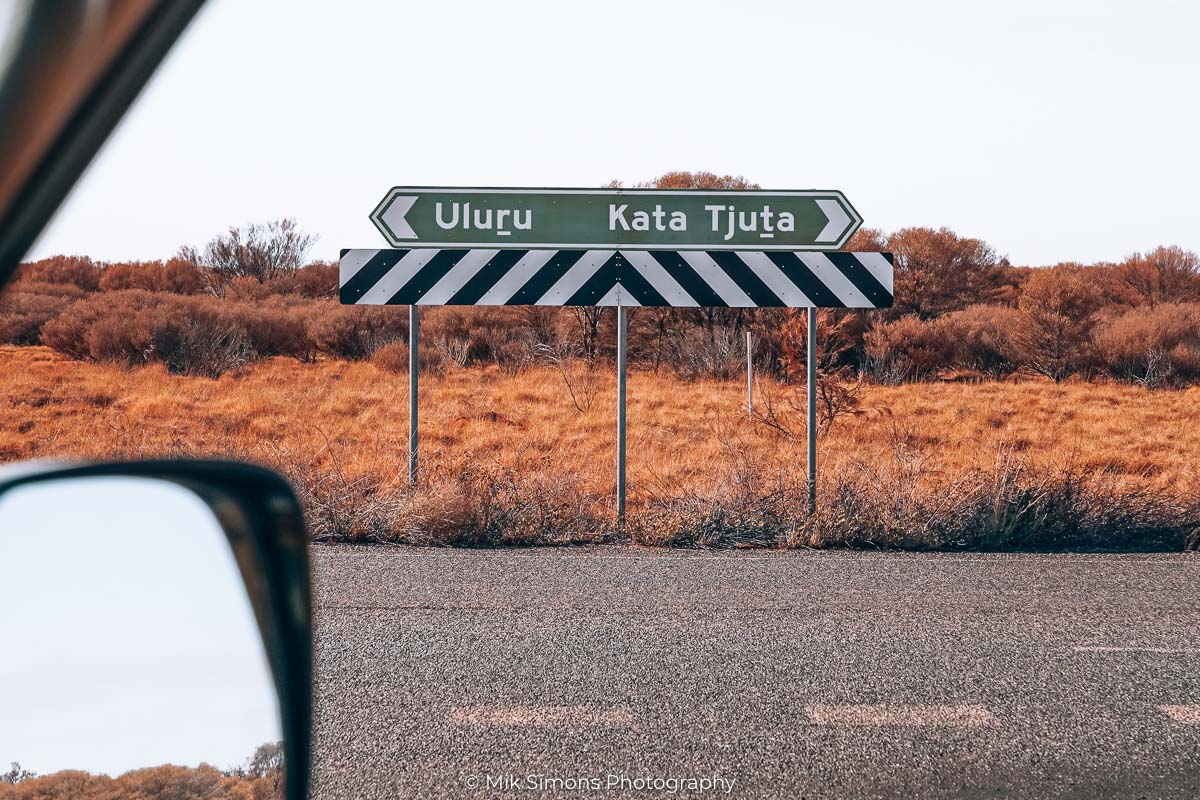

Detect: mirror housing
0,459,311,800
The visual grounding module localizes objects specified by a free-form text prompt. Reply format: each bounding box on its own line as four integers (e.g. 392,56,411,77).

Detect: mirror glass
0,475,282,793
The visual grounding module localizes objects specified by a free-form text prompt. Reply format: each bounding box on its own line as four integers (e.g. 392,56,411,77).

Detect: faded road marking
1159,705,1200,724
1074,646,1200,654
449,705,634,727
805,704,996,728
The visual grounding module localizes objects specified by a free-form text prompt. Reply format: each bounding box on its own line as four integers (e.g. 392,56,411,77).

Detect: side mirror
0,460,310,800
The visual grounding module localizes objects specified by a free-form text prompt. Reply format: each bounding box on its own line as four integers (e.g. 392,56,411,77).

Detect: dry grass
3,346,1198,550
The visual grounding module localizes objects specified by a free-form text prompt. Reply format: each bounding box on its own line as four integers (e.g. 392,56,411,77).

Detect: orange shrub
864,315,957,382
99,260,166,292
939,304,1023,375
864,305,1024,382
130,302,255,378
422,306,536,367
235,299,317,363
42,289,159,359
1092,303,1200,385
15,255,101,290
0,282,85,344
7,231,1200,388
43,290,254,376
224,274,276,301
292,261,338,298
307,305,408,360
162,257,206,294
887,227,1009,318
1011,266,1107,381
372,340,409,373
1114,246,1200,306
370,334,455,374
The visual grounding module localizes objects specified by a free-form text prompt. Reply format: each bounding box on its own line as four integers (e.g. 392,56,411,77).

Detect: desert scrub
2,348,1197,551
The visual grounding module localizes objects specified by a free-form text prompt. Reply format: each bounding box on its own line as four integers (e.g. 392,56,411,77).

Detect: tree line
2,172,1198,385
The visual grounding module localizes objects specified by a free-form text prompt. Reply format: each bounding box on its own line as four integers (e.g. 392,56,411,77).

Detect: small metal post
746,330,753,417
806,306,817,514
616,304,628,519
408,304,419,486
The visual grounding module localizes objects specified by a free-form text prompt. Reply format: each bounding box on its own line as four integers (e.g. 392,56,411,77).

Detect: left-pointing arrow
379,194,418,240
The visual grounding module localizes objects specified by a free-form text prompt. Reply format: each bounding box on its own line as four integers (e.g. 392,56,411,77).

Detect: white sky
25,0,1200,267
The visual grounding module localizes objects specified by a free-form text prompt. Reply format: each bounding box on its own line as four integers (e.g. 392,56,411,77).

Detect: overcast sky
25,0,1200,266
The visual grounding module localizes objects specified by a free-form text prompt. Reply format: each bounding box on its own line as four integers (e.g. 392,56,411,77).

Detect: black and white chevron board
339,248,893,308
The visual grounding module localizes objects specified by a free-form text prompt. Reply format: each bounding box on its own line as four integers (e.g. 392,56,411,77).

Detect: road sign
352,186,888,519
369,187,863,251
340,249,892,308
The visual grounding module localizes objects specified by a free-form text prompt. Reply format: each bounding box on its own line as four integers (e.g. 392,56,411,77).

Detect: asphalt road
310,546,1200,800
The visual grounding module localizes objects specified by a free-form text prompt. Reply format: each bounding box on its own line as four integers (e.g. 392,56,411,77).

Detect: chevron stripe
645,251,725,306
339,249,893,308
679,251,755,306
419,249,499,305
621,251,699,307
737,251,813,306
797,253,871,307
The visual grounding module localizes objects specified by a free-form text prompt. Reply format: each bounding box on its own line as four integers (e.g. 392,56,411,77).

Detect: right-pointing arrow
814,198,851,243
379,194,418,240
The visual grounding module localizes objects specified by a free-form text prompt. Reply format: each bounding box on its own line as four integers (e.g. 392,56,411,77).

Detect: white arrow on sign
814,198,852,244
379,194,417,239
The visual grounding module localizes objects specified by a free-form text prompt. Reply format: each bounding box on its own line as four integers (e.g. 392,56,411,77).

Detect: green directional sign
370,187,862,251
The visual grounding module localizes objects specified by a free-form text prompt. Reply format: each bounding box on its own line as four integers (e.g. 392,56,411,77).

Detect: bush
181,218,315,291
887,227,1010,318
145,306,254,378
292,262,338,298
15,255,101,290
98,261,162,292
308,305,407,360
43,291,254,376
938,304,1023,375
863,305,1024,382
0,759,280,799
372,341,409,373
632,465,803,547
234,300,317,363
661,325,746,380
161,257,206,294
43,290,160,359
423,306,533,368
1092,303,1200,386
1114,246,1200,306
0,282,84,344
98,258,204,294
1011,266,1106,381
393,462,606,546
223,275,276,302
864,315,958,383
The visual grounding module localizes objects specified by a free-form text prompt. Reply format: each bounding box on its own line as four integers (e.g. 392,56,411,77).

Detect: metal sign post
408,304,419,486
806,307,817,515
746,331,754,417
616,305,628,519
